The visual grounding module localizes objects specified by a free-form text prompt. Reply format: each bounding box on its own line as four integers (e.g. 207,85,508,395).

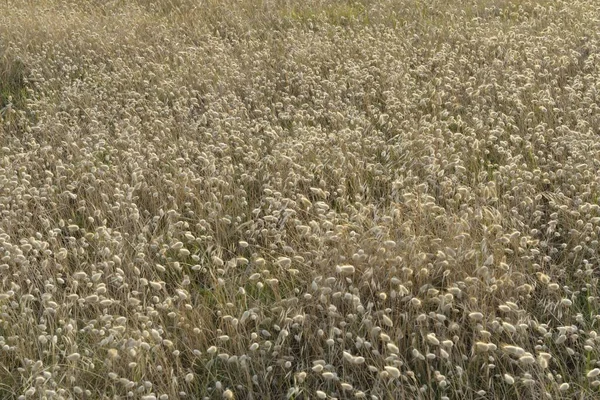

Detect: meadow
1,0,600,398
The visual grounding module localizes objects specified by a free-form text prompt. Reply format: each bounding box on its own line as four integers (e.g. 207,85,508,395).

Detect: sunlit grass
1,0,600,399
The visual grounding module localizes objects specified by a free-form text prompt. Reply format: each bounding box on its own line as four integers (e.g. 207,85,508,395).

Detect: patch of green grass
0,366,18,400
0,44,28,110
573,288,597,328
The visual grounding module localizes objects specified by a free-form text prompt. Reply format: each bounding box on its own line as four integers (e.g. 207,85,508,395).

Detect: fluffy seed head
588,369,600,379
384,366,401,379
336,265,355,275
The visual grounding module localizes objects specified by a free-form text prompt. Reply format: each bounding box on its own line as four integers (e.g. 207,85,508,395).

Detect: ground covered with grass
1,0,600,399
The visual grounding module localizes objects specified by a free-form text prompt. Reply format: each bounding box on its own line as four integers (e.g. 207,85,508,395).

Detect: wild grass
1,0,600,399
0,45,28,112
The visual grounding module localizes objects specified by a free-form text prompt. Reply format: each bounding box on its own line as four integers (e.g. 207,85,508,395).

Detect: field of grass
1,0,600,398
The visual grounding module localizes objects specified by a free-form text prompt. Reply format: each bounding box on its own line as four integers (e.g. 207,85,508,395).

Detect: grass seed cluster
1,0,600,399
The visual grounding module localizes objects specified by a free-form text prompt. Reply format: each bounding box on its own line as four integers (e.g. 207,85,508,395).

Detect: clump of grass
0,44,28,110
1,0,600,399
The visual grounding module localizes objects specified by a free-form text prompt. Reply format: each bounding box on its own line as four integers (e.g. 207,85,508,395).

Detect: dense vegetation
1,0,600,398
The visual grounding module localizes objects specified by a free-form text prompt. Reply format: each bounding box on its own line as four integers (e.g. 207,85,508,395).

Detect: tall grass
0,0,599,399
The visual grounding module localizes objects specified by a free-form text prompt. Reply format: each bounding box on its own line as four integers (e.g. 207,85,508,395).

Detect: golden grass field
1,0,600,398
